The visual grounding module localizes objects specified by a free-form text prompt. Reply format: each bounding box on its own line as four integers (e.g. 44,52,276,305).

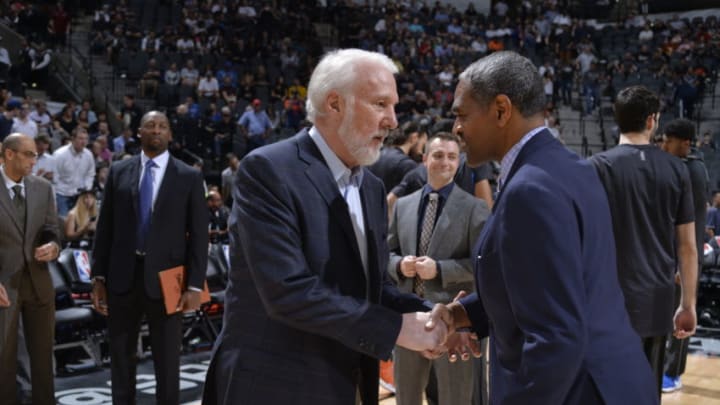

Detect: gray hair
306,48,398,123
458,51,545,117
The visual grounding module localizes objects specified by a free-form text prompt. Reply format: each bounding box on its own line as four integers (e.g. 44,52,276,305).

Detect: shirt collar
421,181,454,201
0,164,23,191
309,126,364,187
141,149,170,169
498,126,546,190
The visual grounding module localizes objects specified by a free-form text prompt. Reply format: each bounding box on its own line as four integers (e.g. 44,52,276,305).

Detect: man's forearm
679,242,698,309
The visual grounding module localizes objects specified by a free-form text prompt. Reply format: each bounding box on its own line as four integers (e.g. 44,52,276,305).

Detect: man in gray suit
388,132,489,405
0,133,60,405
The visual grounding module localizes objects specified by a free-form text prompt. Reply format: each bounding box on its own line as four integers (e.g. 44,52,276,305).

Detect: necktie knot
145,159,156,169
12,185,22,199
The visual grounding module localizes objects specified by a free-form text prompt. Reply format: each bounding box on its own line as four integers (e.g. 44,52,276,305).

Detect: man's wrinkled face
337,65,399,166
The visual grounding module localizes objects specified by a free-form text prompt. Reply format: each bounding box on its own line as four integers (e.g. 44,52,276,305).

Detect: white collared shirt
1,164,24,199
308,127,368,274
139,150,170,211
53,144,95,197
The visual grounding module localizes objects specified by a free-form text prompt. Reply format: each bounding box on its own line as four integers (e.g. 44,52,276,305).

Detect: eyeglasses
10,149,39,159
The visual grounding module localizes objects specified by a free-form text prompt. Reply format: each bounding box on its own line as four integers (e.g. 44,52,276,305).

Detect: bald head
2,133,38,181
138,110,172,157
2,133,34,159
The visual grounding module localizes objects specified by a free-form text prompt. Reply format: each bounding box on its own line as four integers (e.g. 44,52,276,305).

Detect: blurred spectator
180,59,199,89
92,135,112,166
50,3,71,48
93,163,109,201
56,105,77,135
91,121,112,142
238,98,272,154
77,100,98,126
0,39,10,83
140,31,160,54
32,134,55,182
30,43,51,88
220,152,239,207
212,106,236,158
139,58,162,98
53,127,95,217
198,70,220,101
113,127,138,156
164,62,180,86
118,94,142,130
64,188,97,249
88,111,110,137
11,103,37,139
220,76,238,105
207,190,229,244
0,100,19,141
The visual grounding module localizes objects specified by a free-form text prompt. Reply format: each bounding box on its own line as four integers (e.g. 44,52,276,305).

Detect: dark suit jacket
92,154,208,299
459,131,657,404
203,130,429,405
388,186,488,304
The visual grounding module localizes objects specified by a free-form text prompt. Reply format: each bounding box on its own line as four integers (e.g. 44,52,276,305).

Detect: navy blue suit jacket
92,155,209,298
460,131,657,405
203,130,428,405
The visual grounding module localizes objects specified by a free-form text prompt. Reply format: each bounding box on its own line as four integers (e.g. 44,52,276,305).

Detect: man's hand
415,256,437,280
34,242,59,262
673,305,697,339
396,312,448,352
91,280,108,316
426,291,472,335
399,256,417,278
0,282,10,308
177,290,202,312
445,331,482,362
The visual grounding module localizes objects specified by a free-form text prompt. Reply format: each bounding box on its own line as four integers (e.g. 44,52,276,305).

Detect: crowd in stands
0,0,719,238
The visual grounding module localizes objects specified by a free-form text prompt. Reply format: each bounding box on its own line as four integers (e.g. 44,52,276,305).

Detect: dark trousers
107,256,182,405
642,335,667,400
665,283,689,378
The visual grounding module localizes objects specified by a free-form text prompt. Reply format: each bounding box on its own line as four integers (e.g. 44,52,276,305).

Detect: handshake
396,294,482,362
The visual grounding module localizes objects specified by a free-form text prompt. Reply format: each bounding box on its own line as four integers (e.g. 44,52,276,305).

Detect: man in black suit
91,111,208,405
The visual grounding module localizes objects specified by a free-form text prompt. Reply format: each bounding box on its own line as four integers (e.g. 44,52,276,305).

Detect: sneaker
379,359,395,394
662,375,682,393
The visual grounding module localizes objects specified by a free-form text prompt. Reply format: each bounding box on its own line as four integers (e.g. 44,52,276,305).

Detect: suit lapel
401,192,421,255
298,133,363,265
0,179,22,233
24,177,40,233
152,157,176,219
494,130,556,208
129,156,141,219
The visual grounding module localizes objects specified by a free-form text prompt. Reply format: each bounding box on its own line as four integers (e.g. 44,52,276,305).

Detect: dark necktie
415,192,438,297
137,159,156,252
12,184,25,229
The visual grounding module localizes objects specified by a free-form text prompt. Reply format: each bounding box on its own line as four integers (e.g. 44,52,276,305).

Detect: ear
645,113,657,131
494,94,512,127
327,91,342,114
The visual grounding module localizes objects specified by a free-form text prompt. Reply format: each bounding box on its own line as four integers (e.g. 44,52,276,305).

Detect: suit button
358,339,367,349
